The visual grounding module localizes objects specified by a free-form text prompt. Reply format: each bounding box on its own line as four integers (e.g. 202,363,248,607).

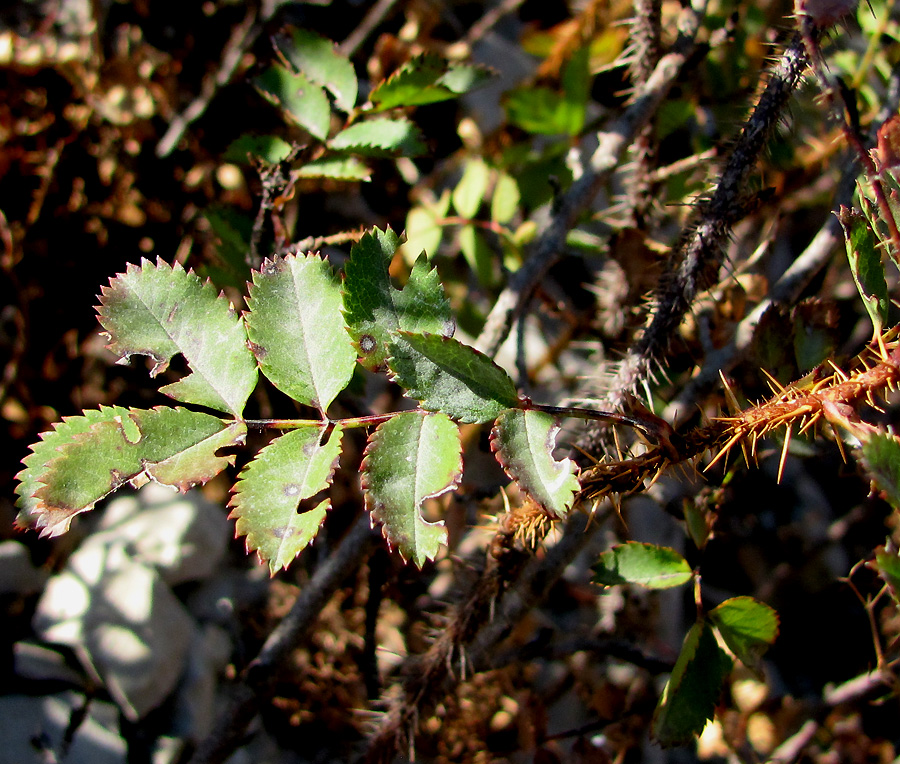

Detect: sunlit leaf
490,409,578,518
400,189,451,265
491,172,520,224
255,64,330,140
709,596,779,674
297,156,371,181
343,227,453,370
97,259,257,416
592,542,693,589
329,118,426,156
452,158,490,218
652,620,733,747
17,407,244,538
276,28,358,112
362,411,461,566
388,332,520,423
246,253,355,413
838,205,888,336
370,54,491,111
230,423,343,574
223,134,293,165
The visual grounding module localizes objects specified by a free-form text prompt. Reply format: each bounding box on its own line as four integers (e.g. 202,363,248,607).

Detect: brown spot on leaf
359,334,377,354
283,483,301,497
271,525,296,539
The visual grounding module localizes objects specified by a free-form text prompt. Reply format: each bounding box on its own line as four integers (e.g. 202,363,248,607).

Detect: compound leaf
343,227,453,370
652,620,733,747
276,28,357,112
246,253,355,413
490,409,578,518
229,423,343,574
17,407,244,538
388,332,520,423
593,542,693,589
97,259,257,416
255,64,330,140
709,596,779,674
370,54,491,111
362,411,461,567
329,118,426,156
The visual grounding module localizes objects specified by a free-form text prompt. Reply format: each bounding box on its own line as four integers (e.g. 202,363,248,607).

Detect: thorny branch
474,3,705,357
597,30,813,414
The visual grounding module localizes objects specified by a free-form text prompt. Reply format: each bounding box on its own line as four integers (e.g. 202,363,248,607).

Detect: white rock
35,556,194,720
0,693,125,764
0,540,47,596
92,483,230,585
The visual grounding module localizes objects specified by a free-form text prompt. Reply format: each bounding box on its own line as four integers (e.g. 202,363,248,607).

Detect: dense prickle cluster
580,337,900,502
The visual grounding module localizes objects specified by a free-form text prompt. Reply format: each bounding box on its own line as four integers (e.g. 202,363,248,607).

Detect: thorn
612,427,624,461
706,431,742,471
762,369,786,394
641,378,654,409
876,331,889,362
720,371,742,415
828,360,849,382
831,422,848,463
777,425,792,484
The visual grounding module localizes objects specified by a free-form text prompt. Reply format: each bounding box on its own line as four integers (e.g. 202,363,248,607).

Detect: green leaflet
652,620,733,747
838,205,888,336
452,158,490,218
870,543,900,606
329,118,426,156
709,596,779,674
388,332,520,424
202,206,253,289
246,253,356,413
592,542,693,589
369,54,491,111
97,259,257,416
459,224,496,287
15,405,129,526
491,172,521,224
297,156,372,181
490,409,578,518
276,28,358,113
342,227,453,370
224,134,294,165
362,411,461,567
400,189,451,265
504,46,591,136
254,64,330,140
230,424,344,574
858,431,900,511
19,407,244,538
